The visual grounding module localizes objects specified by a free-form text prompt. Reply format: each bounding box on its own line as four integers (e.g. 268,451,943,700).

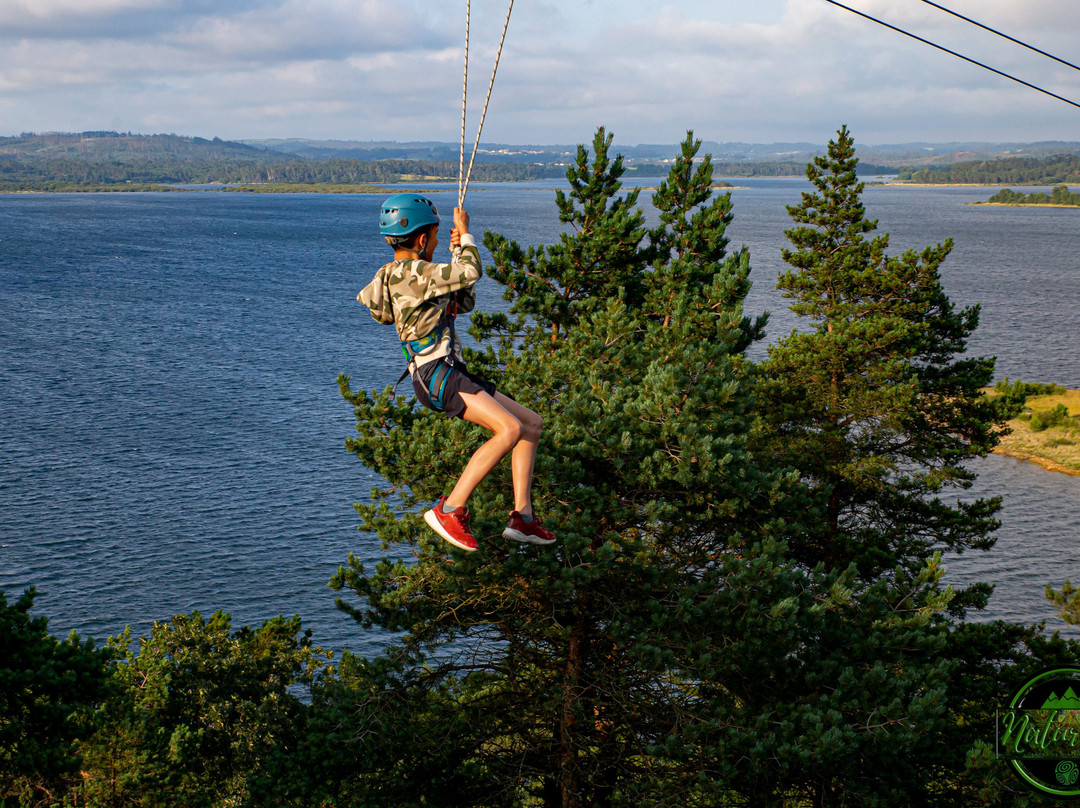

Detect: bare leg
444,391,543,515
445,391,522,509
492,392,542,516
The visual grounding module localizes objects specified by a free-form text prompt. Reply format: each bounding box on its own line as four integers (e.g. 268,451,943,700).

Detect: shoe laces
450,507,470,528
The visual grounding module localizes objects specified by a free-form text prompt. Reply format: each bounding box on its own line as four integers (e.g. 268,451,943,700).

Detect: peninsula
988,381,1080,475
976,185,1080,207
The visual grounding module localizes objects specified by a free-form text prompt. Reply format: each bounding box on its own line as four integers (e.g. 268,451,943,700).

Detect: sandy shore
993,447,1080,476
989,388,1080,476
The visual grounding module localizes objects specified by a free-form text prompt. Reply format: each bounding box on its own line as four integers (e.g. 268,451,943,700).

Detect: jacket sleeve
421,239,482,301
357,265,395,325
455,283,477,314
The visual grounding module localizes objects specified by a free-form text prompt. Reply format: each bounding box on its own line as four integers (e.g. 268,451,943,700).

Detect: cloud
480,0,1080,144
0,0,1077,142
0,0,253,39
0,0,167,22
0,0,443,98
165,0,438,63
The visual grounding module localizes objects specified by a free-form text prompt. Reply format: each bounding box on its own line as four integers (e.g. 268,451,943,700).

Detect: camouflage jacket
357,236,481,368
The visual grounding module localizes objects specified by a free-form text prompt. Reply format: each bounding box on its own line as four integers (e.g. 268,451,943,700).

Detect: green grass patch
985,381,1080,474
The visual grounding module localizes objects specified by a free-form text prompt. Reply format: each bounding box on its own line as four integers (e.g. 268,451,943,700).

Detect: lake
1,176,1078,654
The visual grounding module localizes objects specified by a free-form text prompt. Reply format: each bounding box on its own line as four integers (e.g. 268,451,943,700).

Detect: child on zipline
358,194,555,552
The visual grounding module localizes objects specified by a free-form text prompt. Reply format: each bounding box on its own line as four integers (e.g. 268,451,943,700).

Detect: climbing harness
395,295,461,412
458,0,515,207
414,358,456,412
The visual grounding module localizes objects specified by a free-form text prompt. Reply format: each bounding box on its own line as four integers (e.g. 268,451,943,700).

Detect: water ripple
2,185,1078,651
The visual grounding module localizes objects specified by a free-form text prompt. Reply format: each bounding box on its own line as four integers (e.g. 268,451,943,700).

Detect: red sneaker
503,510,556,545
424,497,478,552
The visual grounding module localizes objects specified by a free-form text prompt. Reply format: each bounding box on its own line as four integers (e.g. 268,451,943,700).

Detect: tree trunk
560,611,588,808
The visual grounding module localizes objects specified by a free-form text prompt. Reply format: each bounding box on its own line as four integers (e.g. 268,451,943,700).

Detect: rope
458,0,470,207
458,0,515,207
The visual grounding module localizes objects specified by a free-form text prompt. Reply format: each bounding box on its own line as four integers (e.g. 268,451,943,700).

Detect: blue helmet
379,194,441,237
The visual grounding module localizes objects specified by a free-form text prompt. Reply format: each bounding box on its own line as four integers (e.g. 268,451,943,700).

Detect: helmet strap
414,228,436,261
390,224,436,261
394,238,430,262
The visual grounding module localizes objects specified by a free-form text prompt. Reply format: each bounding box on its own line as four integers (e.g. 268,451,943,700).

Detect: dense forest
0,153,896,190
0,154,567,190
6,126,1080,807
897,154,1080,185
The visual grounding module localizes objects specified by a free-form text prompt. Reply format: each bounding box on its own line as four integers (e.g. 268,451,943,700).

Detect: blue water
1,180,1079,653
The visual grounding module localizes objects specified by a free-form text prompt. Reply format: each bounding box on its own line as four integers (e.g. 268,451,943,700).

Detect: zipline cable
458,0,515,208
822,0,1080,111
919,0,1080,75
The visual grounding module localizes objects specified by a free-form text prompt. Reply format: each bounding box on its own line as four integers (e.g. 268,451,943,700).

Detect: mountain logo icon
1042,687,1080,710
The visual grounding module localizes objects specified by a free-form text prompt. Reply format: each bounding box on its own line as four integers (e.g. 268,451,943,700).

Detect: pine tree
0,587,109,806
73,611,325,808
332,127,1038,807
333,130,849,807
759,125,1009,600
753,126,1042,805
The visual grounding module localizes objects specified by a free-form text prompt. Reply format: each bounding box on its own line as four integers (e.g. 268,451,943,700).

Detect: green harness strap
397,298,459,412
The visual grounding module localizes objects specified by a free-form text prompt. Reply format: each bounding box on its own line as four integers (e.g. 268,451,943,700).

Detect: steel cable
919,0,1080,75
823,0,1080,111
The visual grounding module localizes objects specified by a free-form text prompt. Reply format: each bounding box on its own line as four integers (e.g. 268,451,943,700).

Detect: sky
1,0,1078,147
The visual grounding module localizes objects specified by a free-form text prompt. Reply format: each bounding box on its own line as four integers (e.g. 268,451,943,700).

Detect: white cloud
165,0,431,61
0,0,166,21
0,0,1077,143
483,0,1080,143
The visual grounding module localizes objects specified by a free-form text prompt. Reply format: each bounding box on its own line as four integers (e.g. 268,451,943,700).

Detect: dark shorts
413,359,498,420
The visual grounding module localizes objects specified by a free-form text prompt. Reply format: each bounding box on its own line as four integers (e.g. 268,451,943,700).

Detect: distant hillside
854,141,1080,168
1,131,273,163
0,131,821,189
243,137,828,165
5,131,1080,191
10,131,1080,167
244,137,1080,169
0,133,565,190
897,154,1080,185
241,137,887,177
244,138,569,163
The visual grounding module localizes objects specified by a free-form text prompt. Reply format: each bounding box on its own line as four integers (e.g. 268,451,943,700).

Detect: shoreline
1,181,747,195
884,182,1080,189
882,182,1006,188
993,447,1080,476
988,387,1080,476
971,201,1080,208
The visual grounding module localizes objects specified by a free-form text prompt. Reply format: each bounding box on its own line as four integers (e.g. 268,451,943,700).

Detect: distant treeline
2,131,268,162
984,184,1080,206
0,156,903,191
1,132,907,190
630,160,805,177
897,154,1080,185
0,157,567,190
636,161,896,178
0,132,568,188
